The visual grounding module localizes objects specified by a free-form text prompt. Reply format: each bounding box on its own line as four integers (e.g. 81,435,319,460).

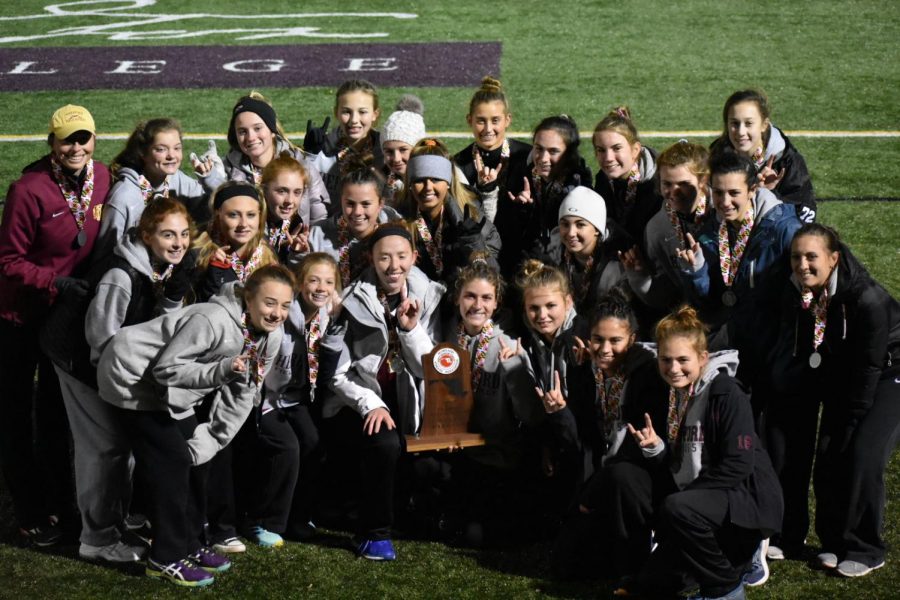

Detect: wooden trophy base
406,432,485,453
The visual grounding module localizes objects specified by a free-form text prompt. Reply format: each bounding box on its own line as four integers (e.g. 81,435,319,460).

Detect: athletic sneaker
686,582,746,600
246,525,284,548
766,544,785,561
742,538,769,587
815,552,838,569
19,517,63,547
79,540,146,563
212,536,246,553
356,538,396,561
124,513,150,531
835,559,885,578
146,557,214,587
189,547,231,573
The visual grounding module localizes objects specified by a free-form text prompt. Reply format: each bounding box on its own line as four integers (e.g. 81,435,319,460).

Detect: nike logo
52,210,65,217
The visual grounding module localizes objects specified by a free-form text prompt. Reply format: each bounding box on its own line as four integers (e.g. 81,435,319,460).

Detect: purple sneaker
146,557,214,587
189,546,232,573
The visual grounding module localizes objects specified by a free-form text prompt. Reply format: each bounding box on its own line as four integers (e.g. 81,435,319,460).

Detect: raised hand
618,245,645,272
303,116,332,154
758,155,785,190
626,412,661,448
474,150,503,186
363,406,395,436
536,371,566,414
498,336,523,362
190,140,224,179
287,223,310,253
327,289,343,319
571,335,593,366
213,244,231,264
507,177,533,204
232,354,251,374
396,290,421,332
675,233,702,271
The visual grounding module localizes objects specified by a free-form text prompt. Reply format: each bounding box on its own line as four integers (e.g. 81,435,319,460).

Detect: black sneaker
20,517,63,547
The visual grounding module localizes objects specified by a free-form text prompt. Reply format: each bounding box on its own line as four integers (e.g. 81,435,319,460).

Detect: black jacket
711,126,817,223
592,146,661,253
494,159,593,274
454,138,533,196
768,245,900,421
625,369,784,536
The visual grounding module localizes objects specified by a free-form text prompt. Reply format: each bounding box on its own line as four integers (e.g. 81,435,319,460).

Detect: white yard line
1,130,898,142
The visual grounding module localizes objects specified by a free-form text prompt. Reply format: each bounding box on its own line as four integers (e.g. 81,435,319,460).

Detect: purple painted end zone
0,42,501,91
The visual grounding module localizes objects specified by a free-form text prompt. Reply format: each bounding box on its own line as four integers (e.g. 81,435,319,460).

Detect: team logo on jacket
433,347,460,374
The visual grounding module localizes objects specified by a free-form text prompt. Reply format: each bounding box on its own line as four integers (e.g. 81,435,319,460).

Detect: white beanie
382,94,426,147
558,186,608,240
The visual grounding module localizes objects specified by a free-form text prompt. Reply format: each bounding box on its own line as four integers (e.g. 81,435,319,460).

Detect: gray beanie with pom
382,94,426,147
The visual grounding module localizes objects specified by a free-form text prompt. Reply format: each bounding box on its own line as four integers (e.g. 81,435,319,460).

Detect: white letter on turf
341,58,397,71
222,59,286,73
105,60,166,74
7,61,58,74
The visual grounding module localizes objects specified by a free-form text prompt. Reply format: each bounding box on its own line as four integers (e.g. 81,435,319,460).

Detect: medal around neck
76,229,87,248
809,351,822,369
722,289,737,307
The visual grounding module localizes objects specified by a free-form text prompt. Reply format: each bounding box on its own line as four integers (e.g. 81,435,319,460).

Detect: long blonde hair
398,138,479,220
194,181,278,269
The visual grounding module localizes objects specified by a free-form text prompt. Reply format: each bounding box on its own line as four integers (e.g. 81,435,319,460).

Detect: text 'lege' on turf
3,58,400,75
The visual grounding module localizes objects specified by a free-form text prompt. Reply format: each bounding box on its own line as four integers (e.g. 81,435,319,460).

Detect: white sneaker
79,540,146,563
212,536,246,553
816,552,838,569
766,544,785,561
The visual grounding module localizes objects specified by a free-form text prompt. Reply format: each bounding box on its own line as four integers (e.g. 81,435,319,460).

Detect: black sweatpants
764,392,821,551
321,407,402,540
640,489,760,598
0,318,74,529
114,407,208,564
815,374,900,566
236,403,324,533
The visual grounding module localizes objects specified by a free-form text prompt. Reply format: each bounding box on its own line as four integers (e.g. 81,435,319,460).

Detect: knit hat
49,105,95,139
558,186,608,240
382,94,426,147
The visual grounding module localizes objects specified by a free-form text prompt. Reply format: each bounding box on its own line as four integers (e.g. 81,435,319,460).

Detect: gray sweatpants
55,366,132,547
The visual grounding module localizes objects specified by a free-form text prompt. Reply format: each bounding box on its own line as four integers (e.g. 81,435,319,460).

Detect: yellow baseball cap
49,104,95,139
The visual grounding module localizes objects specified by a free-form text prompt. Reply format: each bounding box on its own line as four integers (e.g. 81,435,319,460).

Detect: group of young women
0,77,896,598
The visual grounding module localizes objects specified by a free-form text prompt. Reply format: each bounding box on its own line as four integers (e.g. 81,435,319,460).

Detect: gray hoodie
205,138,330,225
326,266,445,433
96,281,283,465
297,205,400,276
627,194,715,309
642,349,740,489
95,168,206,262
86,231,182,365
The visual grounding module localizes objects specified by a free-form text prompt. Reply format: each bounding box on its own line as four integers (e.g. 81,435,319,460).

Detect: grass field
0,1,898,598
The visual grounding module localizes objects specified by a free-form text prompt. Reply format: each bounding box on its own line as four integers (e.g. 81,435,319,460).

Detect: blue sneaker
742,538,769,587
246,525,284,548
356,538,396,561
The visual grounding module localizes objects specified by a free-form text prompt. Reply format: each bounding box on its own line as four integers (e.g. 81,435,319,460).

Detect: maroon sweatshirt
0,156,111,324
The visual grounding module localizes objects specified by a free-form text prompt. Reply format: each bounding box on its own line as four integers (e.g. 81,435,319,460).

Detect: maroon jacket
0,156,111,324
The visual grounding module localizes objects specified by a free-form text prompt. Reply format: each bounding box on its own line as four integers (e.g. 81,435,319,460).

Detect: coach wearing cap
0,104,111,544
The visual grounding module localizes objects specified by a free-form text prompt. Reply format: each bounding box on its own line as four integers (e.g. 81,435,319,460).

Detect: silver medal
388,354,405,373
722,289,737,307
809,351,822,369
76,229,87,247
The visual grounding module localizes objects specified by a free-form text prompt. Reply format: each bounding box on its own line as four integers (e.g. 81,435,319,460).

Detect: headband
368,224,413,249
231,97,278,135
406,154,453,184
213,183,260,210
